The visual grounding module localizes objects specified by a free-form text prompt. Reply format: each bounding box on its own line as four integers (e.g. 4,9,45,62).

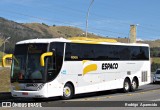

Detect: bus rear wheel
122,79,131,93
131,79,138,92
62,83,74,100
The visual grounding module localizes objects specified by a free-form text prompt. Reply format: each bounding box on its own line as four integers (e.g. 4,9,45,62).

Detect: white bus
2,38,151,99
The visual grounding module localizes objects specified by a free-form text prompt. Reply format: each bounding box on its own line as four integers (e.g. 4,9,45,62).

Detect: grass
0,68,10,92
152,57,160,64
0,52,3,66
0,38,4,66
0,52,6,66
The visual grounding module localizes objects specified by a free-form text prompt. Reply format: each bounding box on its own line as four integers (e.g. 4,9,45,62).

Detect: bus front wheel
62,83,74,100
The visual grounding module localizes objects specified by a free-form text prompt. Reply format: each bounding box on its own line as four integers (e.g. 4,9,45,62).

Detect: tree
151,62,160,72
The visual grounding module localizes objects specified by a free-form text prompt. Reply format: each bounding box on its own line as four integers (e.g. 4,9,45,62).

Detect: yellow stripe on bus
71,40,101,44
83,64,97,75
69,37,117,44
82,60,90,64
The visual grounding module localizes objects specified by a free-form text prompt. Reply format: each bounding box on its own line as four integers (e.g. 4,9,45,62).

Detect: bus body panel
9,39,151,98
59,60,150,95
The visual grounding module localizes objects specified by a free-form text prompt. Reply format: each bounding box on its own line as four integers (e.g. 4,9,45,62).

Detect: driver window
47,42,64,81
47,56,56,71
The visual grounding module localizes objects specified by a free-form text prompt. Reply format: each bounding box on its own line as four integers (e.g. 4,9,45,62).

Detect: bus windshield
11,43,48,83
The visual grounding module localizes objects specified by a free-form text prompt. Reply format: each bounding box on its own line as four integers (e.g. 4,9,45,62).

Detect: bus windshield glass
11,43,48,83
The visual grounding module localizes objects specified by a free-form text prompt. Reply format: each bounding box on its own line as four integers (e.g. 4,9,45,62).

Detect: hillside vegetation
0,17,160,53
141,40,160,48
152,58,160,64
0,17,49,53
25,23,85,38
0,17,105,53
0,38,3,45
0,68,10,92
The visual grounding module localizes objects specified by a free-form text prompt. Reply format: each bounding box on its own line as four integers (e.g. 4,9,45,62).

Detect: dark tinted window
14,44,48,55
11,44,48,83
65,43,149,61
65,43,83,60
130,46,149,60
118,46,131,60
47,42,64,82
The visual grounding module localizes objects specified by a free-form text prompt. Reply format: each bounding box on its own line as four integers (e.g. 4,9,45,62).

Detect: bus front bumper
11,90,47,98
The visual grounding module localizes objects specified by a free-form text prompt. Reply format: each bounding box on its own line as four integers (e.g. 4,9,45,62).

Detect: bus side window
81,44,95,60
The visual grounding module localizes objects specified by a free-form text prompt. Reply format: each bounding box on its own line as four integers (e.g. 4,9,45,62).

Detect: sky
0,0,160,40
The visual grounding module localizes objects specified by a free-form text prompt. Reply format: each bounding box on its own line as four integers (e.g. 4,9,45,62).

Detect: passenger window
82,44,95,60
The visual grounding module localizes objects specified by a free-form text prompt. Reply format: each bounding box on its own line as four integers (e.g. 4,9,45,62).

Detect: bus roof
16,38,69,44
16,38,149,47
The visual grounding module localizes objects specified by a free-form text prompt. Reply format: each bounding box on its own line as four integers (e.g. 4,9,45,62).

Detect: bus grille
141,71,147,82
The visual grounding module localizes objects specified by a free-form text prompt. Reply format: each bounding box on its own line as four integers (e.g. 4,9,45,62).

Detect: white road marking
151,99,160,101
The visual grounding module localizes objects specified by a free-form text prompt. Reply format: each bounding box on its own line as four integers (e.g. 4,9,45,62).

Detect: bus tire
131,78,138,92
62,83,74,100
153,80,157,84
122,78,131,93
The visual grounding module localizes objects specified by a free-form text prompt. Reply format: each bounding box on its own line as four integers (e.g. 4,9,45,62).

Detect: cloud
136,38,144,41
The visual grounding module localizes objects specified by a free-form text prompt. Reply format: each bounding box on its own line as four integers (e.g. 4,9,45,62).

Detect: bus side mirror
40,52,53,67
2,54,13,67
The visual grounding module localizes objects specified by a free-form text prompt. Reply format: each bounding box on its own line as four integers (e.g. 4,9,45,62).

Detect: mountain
0,17,160,54
0,17,119,53
0,17,49,53
0,17,104,53
24,23,84,38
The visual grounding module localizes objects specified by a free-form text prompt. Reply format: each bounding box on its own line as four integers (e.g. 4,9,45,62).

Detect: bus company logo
83,60,97,75
102,63,118,70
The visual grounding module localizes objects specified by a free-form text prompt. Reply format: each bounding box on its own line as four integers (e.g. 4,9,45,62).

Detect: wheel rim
125,82,129,91
63,86,71,97
153,78,156,83
132,81,137,89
